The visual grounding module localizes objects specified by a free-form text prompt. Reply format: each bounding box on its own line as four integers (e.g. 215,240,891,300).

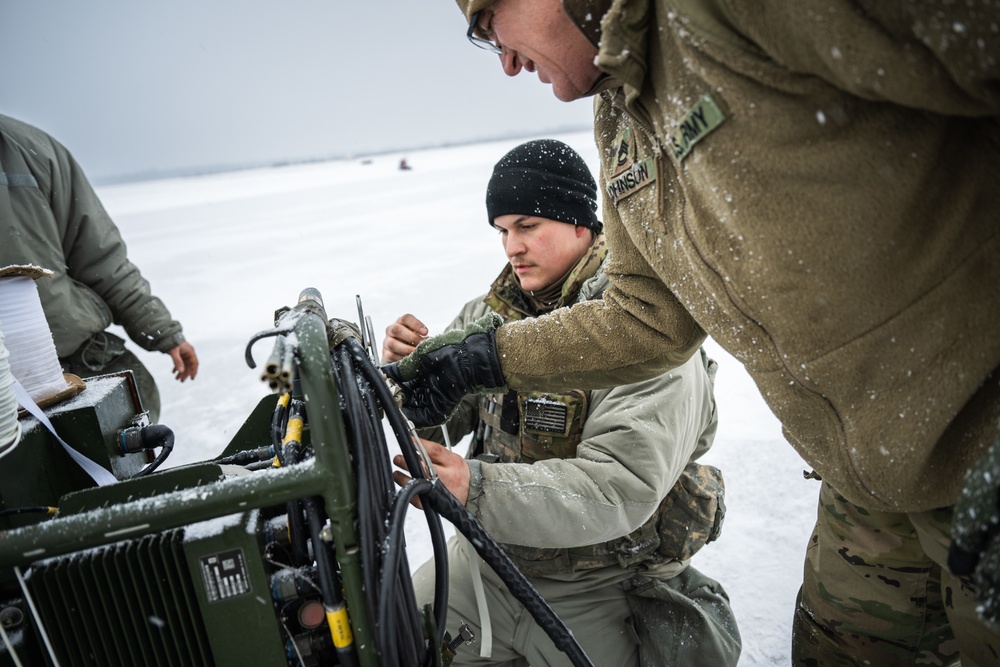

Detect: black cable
422,483,595,667
271,396,287,464
337,341,432,665
329,334,592,666
345,339,450,649
214,446,274,466
303,497,359,667
129,424,174,478
378,478,432,665
283,400,310,568
353,362,431,662
333,345,380,629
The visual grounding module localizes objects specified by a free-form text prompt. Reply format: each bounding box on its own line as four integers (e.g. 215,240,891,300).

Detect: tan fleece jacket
493,0,1000,512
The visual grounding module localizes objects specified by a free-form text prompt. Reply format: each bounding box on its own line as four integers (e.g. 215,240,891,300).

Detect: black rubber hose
130,424,174,478
379,478,433,664
347,338,426,482
422,483,595,667
304,497,360,667
352,334,586,664
340,342,433,665
345,338,450,646
278,401,310,568
354,363,396,510
284,446,310,568
214,446,273,466
333,345,380,624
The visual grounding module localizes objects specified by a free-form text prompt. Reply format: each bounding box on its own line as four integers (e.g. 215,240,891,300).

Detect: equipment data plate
200,548,251,602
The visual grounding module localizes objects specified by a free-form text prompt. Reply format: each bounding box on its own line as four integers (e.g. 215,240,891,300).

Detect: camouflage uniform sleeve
47,136,184,353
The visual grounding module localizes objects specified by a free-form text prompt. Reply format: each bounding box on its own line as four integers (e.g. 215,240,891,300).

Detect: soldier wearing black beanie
485,139,602,233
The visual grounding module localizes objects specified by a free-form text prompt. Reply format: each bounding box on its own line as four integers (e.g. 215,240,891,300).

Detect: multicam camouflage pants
793,481,1000,666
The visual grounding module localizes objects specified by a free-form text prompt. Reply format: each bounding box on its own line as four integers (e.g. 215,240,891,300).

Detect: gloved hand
948,429,1000,628
382,313,506,427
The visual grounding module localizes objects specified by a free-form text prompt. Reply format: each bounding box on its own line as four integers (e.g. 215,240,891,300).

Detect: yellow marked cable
283,416,303,446
326,605,354,648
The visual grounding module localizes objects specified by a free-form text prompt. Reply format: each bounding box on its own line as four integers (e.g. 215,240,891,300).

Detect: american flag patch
522,398,568,434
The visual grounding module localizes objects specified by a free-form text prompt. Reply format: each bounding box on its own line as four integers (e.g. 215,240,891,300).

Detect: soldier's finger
397,314,429,338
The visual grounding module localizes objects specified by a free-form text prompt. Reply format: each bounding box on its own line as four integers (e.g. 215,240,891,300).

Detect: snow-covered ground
97,130,818,665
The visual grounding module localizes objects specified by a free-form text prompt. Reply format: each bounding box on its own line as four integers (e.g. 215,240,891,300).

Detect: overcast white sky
1,0,593,184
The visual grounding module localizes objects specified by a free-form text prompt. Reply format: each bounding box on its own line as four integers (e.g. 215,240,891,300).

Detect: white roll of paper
0,275,69,403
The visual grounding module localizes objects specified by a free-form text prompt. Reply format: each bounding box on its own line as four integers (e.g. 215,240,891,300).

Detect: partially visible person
385,140,739,666
384,1,1000,664
0,114,197,422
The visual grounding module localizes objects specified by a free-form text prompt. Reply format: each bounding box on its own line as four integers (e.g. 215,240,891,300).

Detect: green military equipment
0,288,593,667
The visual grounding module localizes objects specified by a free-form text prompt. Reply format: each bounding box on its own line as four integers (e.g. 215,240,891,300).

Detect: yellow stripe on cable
326,604,354,648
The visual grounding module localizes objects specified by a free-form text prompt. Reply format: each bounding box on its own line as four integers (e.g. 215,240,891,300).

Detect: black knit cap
486,139,601,232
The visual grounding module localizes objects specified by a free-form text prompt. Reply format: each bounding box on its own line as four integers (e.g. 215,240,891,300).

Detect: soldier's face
494,215,591,292
475,0,601,102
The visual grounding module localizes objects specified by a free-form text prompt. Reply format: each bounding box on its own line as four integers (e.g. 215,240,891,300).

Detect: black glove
382,313,506,427
948,428,1000,628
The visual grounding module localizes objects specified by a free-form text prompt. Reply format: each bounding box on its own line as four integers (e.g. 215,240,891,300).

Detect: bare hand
168,341,199,382
381,314,429,363
392,438,471,507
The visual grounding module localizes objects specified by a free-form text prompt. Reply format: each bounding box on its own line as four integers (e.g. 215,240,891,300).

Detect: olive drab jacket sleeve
0,114,185,357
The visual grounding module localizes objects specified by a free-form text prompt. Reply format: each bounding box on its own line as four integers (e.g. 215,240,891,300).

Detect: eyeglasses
467,11,502,55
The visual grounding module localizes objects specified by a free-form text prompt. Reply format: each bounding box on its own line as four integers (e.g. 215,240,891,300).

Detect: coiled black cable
343,339,450,653
332,345,381,628
333,339,442,666
327,332,592,667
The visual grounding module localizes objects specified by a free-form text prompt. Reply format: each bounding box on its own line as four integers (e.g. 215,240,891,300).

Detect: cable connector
447,622,476,652
116,425,146,455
